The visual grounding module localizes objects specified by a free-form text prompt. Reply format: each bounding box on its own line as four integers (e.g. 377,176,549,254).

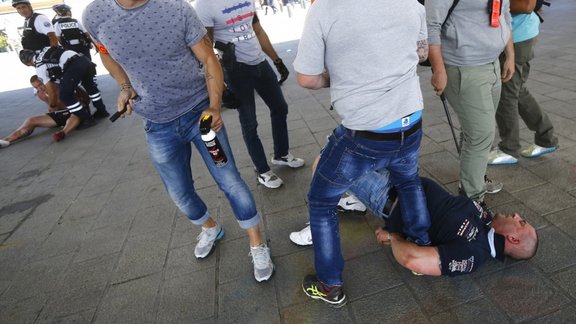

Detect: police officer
19,47,109,141
12,0,59,52
51,4,93,60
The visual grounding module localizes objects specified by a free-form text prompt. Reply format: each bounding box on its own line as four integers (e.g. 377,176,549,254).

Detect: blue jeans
349,170,393,220
309,125,430,285
144,100,260,229
225,60,289,174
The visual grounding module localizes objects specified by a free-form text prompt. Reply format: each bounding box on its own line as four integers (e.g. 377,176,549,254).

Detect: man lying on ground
291,169,538,277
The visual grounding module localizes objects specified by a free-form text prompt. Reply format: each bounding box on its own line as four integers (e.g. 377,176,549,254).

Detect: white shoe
194,223,224,259
258,170,283,189
270,153,305,168
487,148,518,165
520,144,558,158
337,194,367,213
0,139,10,148
249,244,274,282
289,223,312,246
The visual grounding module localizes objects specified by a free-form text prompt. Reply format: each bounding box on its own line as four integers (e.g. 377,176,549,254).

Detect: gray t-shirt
293,0,426,130
194,0,265,65
83,0,208,123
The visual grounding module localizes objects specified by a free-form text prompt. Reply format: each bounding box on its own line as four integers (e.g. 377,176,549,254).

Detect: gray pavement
1,1,576,323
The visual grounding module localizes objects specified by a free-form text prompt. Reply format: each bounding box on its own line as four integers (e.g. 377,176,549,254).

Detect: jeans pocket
143,119,153,133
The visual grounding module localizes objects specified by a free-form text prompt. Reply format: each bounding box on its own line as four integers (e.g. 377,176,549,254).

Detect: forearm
504,34,515,62
417,39,429,63
100,53,132,89
428,44,445,74
203,51,224,112
46,83,59,108
254,22,280,61
389,233,442,276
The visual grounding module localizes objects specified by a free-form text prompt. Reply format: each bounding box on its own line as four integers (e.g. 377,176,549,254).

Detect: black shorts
46,110,72,127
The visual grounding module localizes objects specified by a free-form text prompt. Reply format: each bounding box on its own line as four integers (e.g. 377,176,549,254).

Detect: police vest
35,47,66,81
22,13,50,51
54,17,90,49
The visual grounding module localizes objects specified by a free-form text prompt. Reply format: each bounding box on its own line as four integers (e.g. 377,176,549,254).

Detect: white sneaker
0,139,10,148
249,244,274,282
520,144,558,158
337,194,367,213
487,148,518,165
194,223,224,259
289,223,313,246
258,170,283,189
270,153,305,168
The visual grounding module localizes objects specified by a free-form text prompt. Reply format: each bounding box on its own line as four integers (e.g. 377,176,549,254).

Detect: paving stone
419,151,461,184
350,285,428,324
156,269,215,323
397,267,485,316
480,263,570,322
531,305,576,323
164,243,217,280
281,300,353,323
110,230,169,284
429,298,509,324
73,221,131,263
526,159,576,192
0,293,48,324
550,267,576,301
344,250,404,302
531,226,576,273
218,278,280,323
93,273,161,324
512,183,576,216
545,206,576,239
218,237,254,284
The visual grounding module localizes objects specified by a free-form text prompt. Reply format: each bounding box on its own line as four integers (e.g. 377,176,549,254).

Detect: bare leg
4,115,56,143
62,114,81,135
247,225,264,247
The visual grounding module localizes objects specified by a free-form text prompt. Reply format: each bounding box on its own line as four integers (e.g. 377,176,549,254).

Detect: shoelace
196,227,217,245
250,246,270,268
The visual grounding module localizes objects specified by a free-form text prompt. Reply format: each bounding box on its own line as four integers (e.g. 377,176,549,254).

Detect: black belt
347,119,422,141
63,54,82,72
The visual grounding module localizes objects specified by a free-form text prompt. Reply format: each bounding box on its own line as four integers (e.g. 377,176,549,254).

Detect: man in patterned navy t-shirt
291,169,538,277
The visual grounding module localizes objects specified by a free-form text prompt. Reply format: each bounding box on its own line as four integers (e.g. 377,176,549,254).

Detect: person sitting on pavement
0,75,92,148
290,169,538,278
19,46,109,142
51,4,95,60
12,0,59,52
488,0,559,165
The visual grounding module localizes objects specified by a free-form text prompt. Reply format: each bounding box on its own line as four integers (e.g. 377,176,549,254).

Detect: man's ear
506,234,520,245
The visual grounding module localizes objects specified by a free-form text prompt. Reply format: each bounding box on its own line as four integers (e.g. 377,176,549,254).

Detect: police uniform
34,47,107,120
387,178,505,277
53,16,92,59
21,12,54,52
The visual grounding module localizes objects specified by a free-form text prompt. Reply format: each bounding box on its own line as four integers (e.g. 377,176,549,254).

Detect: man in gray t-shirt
195,0,305,189
83,0,274,282
293,0,431,307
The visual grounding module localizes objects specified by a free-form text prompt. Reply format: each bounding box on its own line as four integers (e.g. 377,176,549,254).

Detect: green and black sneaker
302,274,347,308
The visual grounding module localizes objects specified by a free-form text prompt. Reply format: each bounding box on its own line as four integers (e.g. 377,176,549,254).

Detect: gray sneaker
484,175,503,194
249,244,274,282
194,224,224,259
270,153,305,168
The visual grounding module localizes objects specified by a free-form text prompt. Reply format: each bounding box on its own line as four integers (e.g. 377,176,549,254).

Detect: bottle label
205,138,228,167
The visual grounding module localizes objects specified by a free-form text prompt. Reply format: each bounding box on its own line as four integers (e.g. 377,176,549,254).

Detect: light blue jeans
308,125,429,286
144,99,260,229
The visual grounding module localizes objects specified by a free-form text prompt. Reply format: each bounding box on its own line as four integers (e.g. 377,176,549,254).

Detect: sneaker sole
195,228,225,259
270,158,305,169
337,206,367,215
255,265,275,283
521,147,557,158
257,178,283,189
289,235,313,246
488,159,518,165
302,285,347,308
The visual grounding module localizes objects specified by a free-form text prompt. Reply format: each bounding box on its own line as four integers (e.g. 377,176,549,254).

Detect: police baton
440,93,461,155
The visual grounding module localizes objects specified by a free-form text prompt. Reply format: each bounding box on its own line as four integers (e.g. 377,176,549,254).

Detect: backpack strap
443,0,461,27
